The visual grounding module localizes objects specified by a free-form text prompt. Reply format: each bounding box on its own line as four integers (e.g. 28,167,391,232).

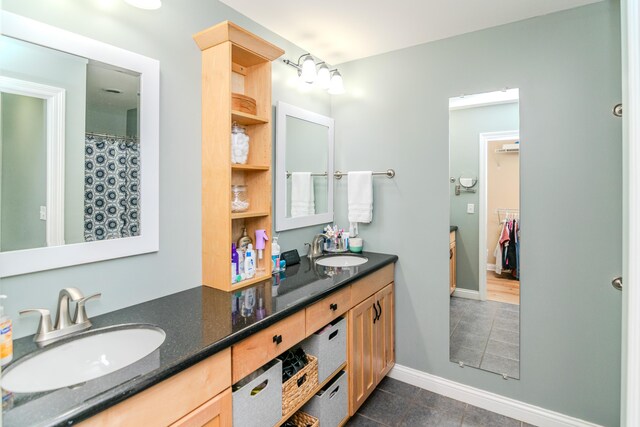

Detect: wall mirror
0,11,159,277
448,88,520,379
275,101,334,231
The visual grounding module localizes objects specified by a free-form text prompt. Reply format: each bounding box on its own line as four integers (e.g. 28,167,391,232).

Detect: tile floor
346,377,535,426
449,297,520,379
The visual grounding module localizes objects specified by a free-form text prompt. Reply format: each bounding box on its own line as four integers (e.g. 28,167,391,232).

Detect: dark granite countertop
450,225,458,232
2,252,397,427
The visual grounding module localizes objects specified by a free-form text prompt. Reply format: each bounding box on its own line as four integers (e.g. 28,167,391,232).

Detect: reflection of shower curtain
84,134,140,241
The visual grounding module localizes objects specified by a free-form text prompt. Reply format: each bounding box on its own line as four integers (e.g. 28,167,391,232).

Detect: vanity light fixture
283,54,345,94
124,0,162,10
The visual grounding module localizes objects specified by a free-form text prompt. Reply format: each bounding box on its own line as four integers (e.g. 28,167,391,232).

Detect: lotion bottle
244,244,256,279
0,295,13,366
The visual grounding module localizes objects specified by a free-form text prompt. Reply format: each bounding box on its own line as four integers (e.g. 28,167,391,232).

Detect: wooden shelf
276,363,348,427
232,164,270,171
231,273,272,289
232,110,268,125
231,210,270,220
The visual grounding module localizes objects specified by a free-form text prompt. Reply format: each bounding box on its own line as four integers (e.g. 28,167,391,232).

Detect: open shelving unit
194,21,284,291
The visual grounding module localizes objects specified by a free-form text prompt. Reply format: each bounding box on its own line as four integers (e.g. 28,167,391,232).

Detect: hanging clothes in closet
493,217,519,278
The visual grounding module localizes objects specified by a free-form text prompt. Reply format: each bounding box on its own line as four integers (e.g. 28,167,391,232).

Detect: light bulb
328,70,345,95
300,55,317,84
124,0,162,10
317,63,331,89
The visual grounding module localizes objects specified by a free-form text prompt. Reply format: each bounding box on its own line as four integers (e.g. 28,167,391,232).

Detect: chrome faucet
20,287,101,345
308,233,329,260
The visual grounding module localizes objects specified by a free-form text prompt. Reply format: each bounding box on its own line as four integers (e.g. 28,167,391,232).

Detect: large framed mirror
0,11,159,277
275,102,334,231
448,89,520,379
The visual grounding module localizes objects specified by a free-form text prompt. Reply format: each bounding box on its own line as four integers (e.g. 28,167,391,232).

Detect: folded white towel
348,171,373,223
291,172,315,217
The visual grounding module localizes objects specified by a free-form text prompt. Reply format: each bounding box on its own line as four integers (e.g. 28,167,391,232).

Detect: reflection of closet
194,22,284,291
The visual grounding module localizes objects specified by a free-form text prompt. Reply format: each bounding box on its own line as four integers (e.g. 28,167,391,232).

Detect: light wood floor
486,271,520,305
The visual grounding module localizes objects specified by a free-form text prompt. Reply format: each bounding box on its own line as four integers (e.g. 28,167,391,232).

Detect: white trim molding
388,364,603,427
0,75,66,247
452,288,481,300
478,129,519,302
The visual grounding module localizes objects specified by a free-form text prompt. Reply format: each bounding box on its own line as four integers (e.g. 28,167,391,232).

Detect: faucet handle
19,309,54,336
73,293,101,324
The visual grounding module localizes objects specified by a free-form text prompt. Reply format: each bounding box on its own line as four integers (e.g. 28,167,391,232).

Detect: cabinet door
375,284,395,380
348,294,377,416
170,388,232,427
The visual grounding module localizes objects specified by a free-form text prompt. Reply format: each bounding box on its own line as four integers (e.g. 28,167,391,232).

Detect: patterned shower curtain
84,134,140,241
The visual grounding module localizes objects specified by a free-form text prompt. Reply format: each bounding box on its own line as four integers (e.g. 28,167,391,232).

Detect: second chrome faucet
20,287,101,345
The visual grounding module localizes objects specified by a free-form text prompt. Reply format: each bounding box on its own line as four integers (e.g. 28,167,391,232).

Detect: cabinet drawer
350,264,394,307
305,286,351,336
232,310,305,383
80,348,231,427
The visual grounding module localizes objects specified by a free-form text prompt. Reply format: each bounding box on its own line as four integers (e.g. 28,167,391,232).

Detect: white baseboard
487,263,496,271
388,364,603,427
452,288,481,300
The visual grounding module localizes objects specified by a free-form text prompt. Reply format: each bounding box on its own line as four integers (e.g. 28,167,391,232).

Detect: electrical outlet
467,204,475,214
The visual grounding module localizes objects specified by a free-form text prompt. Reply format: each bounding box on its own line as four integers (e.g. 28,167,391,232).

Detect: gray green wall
0,0,330,337
331,2,621,425
0,93,47,251
0,1,623,425
449,102,519,291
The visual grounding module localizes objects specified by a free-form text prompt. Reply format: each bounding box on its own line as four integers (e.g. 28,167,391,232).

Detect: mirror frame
275,101,334,231
0,11,159,277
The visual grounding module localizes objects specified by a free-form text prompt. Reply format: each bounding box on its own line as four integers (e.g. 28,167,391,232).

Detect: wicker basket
282,354,319,415
231,92,257,115
288,411,319,427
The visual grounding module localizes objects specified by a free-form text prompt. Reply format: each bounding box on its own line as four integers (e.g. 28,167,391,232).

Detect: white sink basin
1,324,165,393
316,255,368,267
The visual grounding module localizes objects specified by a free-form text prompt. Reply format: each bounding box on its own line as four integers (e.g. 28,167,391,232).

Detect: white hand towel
348,171,373,223
291,172,315,217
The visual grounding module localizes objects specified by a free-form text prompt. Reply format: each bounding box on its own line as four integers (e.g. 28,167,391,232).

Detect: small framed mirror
275,102,334,231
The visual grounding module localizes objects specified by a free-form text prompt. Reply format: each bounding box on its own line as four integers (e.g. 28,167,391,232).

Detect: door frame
478,130,519,302
623,0,639,425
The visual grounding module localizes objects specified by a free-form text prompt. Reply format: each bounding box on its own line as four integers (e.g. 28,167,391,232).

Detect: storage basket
232,359,282,427
281,354,319,415
287,411,319,427
301,317,347,383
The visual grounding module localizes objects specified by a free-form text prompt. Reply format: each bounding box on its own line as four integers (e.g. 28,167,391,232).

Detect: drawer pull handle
329,385,340,399
376,301,382,321
251,379,269,396
273,334,283,345
330,303,338,311
297,373,307,387
373,303,379,324
329,330,339,340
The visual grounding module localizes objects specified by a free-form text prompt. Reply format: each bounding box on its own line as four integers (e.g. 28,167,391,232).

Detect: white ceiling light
124,0,162,10
283,54,345,94
317,63,331,89
328,70,344,95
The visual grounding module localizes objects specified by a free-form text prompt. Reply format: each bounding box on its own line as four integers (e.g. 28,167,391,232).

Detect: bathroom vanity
3,253,396,426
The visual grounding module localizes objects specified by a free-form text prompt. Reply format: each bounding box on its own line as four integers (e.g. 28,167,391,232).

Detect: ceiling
219,0,603,65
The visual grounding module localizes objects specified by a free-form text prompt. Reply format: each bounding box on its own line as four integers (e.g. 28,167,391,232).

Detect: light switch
467,204,475,214
40,206,47,220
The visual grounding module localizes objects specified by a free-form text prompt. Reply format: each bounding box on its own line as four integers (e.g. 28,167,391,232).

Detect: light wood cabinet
170,388,232,427
450,231,457,295
79,349,231,427
193,21,284,291
305,285,351,336
348,282,395,416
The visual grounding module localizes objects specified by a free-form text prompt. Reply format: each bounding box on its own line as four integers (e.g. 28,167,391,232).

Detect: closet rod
86,131,139,141
286,169,396,180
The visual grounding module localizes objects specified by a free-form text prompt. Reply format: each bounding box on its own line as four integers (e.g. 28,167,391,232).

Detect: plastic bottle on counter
271,236,281,274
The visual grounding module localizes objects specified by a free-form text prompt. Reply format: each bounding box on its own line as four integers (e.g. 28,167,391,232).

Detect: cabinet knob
273,334,283,345
330,303,338,311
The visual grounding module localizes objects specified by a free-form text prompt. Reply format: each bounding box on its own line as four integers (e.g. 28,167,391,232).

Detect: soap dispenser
0,295,13,366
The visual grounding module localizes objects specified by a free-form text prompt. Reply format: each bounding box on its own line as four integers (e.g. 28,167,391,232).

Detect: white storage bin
301,316,347,383
302,370,348,427
232,359,282,427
